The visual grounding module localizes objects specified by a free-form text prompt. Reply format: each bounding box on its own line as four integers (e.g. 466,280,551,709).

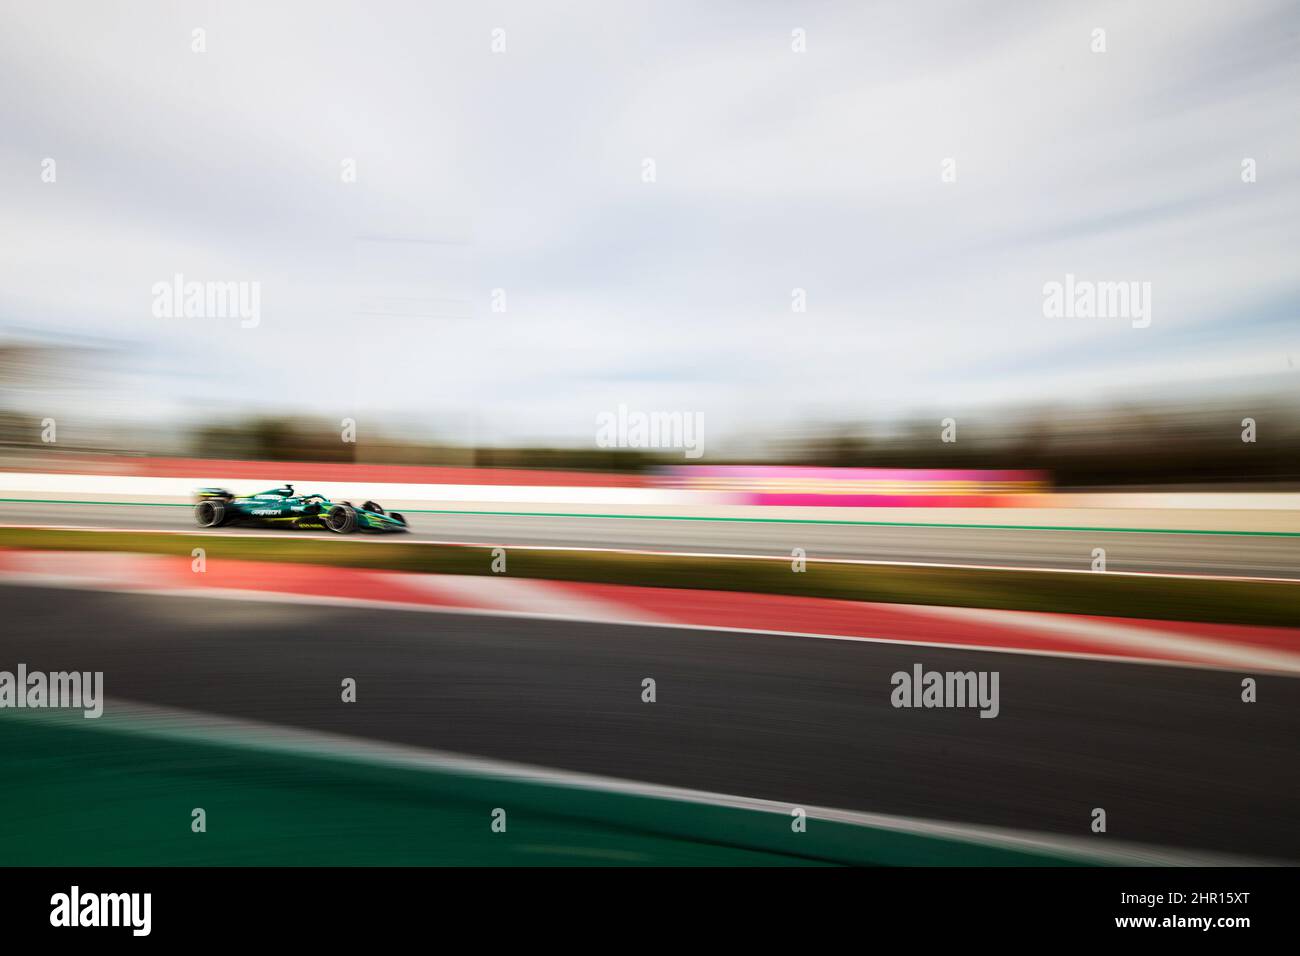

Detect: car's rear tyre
195,500,226,528
326,504,357,533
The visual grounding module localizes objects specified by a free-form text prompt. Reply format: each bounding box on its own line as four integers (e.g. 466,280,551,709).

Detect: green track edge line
2,497,1298,537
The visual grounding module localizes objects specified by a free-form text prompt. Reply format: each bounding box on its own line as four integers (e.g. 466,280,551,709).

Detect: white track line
2,524,1296,583
918,604,1300,673
397,574,675,624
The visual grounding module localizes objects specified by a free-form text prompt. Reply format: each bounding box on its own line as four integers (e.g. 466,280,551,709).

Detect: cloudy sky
1,0,1297,446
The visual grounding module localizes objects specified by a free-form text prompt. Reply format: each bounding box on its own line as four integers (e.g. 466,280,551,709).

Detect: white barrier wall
2,471,1300,532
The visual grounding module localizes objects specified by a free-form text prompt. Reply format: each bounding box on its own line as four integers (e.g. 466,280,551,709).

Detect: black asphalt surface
2,584,1296,860
4,500,1300,577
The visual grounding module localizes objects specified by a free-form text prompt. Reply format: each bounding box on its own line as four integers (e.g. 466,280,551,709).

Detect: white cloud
0,0,1296,444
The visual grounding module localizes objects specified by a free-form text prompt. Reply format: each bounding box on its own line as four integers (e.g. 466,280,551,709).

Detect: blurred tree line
189,417,663,473
185,399,1300,487
1,398,1296,488
771,400,1300,487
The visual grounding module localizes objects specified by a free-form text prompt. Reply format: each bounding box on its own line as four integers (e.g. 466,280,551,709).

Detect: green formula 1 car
193,484,409,534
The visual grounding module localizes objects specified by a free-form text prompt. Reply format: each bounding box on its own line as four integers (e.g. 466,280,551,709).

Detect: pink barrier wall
658,466,1049,507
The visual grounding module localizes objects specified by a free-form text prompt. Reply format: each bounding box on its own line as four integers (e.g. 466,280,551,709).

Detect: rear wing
195,487,233,500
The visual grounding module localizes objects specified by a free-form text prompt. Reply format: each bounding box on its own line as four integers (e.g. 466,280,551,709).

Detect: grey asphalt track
1,584,1296,861
3,500,1300,577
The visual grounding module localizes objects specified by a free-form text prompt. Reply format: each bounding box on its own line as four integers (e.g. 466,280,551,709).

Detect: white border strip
2,572,1295,676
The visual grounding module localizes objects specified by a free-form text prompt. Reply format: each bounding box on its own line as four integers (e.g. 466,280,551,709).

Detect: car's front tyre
195,500,226,528
326,503,357,533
